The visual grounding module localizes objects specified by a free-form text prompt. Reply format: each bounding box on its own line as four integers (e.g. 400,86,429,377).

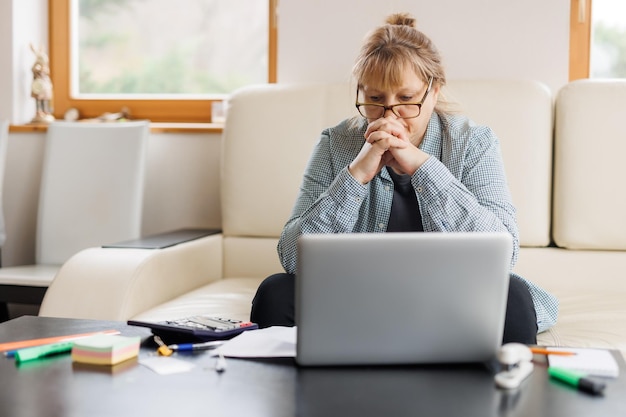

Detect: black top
386,167,423,232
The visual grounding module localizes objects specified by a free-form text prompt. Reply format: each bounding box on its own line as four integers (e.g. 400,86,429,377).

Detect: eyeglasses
355,77,434,119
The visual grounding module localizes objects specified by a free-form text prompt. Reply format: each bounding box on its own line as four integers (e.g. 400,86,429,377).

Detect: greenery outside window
589,0,626,77
50,0,278,123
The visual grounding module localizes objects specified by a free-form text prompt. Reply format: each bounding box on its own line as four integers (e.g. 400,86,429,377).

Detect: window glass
590,0,626,78
74,0,268,99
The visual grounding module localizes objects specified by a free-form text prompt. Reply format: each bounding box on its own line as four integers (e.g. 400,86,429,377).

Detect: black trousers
250,273,537,345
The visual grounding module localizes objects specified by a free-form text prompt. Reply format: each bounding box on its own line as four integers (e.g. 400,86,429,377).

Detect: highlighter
548,367,606,396
14,341,74,364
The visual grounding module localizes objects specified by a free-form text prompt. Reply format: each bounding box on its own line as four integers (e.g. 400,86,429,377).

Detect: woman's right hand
348,117,409,184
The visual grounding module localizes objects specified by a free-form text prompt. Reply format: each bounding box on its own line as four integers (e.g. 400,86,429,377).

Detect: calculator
127,316,258,342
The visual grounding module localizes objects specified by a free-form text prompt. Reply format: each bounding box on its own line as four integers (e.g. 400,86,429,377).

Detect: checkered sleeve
278,128,367,274
415,123,520,269
418,115,559,332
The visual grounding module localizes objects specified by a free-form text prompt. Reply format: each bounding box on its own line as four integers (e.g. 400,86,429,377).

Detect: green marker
548,367,606,396
14,341,74,364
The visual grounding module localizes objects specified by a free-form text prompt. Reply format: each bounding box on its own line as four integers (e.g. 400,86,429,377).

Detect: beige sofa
39,79,626,355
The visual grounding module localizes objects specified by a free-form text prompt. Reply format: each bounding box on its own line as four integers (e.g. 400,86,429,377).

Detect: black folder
102,228,221,249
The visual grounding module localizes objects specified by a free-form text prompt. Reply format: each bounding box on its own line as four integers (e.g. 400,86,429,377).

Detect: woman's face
358,67,439,146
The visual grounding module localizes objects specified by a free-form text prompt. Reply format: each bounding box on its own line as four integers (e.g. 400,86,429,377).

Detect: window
589,0,626,77
50,0,278,123
569,0,626,80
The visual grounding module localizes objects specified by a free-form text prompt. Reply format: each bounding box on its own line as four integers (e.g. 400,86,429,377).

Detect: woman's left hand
364,116,429,175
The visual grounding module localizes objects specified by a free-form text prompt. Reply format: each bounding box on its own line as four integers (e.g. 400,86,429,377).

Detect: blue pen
169,340,224,352
4,350,17,358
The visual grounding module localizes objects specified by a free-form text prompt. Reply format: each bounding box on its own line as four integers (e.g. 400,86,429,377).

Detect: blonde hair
352,13,453,113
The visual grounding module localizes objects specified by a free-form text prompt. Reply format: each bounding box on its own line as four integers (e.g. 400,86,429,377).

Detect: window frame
49,0,278,123
569,0,592,80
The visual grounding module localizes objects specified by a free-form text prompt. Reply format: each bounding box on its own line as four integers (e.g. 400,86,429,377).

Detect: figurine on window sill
29,44,55,124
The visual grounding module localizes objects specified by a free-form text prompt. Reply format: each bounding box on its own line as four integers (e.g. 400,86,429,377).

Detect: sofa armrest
39,234,223,321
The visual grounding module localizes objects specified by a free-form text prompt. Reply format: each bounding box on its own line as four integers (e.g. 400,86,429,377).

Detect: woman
251,13,558,344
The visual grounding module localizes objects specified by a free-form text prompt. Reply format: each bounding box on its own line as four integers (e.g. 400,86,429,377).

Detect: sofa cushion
553,79,626,250
130,277,265,323
516,247,626,355
223,236,282,279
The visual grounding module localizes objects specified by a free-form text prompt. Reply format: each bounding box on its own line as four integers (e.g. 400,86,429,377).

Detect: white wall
1,0,48,124
0,1,13,122
277,0,570,94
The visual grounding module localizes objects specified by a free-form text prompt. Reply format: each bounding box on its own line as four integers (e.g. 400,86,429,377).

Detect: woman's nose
383,107,397,119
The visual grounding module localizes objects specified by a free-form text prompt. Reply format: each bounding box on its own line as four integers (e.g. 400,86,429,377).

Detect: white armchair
0,121,149,315
0,120,8,320
0,121,8,252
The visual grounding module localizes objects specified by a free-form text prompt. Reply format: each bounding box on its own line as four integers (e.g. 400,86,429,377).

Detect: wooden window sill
9,122,224,134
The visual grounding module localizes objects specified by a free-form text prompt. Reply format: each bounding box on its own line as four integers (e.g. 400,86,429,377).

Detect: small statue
30,43,55,124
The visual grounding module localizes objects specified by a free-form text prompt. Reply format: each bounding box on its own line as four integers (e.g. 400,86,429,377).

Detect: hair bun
385,13,416,28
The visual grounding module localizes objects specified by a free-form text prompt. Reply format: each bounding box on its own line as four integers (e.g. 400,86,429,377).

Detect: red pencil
530,347,577,356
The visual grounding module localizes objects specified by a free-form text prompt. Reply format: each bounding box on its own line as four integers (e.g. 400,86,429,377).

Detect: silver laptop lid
295,232,512,366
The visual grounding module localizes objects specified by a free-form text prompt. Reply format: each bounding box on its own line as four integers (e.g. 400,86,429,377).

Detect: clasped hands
348,116,429,184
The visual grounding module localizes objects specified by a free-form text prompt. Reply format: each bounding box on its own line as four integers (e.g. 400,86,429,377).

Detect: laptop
295,232,512,366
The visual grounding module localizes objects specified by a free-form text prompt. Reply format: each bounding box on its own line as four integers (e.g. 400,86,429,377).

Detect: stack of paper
71,335,140,366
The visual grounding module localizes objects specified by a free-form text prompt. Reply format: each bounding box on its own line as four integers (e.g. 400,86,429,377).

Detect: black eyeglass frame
355,76,434,119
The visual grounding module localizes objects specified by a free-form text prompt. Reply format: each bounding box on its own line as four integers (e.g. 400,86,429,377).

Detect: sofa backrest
220,80,555,278
553,79,626,250
444,80,553,247
221,83,354,239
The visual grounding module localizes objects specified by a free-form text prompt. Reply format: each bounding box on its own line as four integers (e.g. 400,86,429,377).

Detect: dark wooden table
1,316,624,417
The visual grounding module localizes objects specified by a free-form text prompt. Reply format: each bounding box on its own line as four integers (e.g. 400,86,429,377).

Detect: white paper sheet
548,347,619,378
139,356,196,375
214,326,296,358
